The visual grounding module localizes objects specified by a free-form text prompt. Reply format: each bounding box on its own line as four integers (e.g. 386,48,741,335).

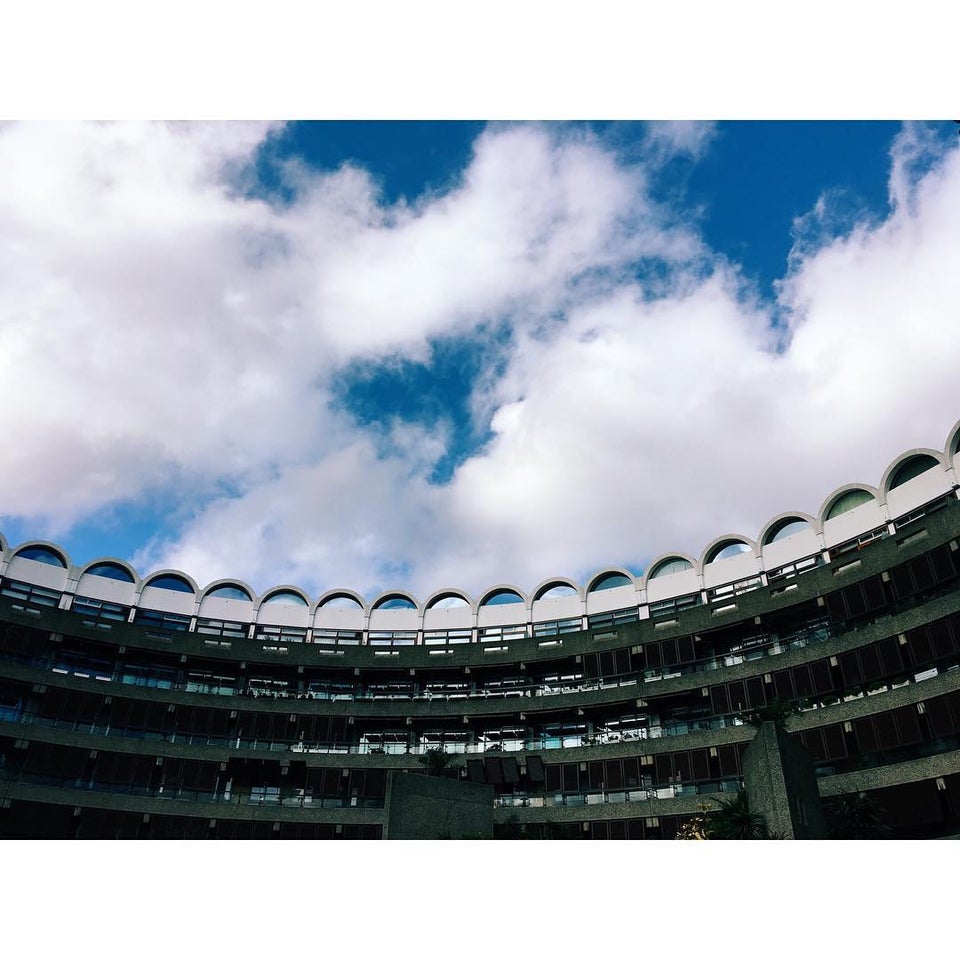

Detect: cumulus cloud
2,121,959,599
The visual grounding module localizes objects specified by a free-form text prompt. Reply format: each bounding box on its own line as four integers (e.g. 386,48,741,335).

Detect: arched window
764,518,811,545
85,562,135,583
263,590,308,606
648,557,692,579
481,589,524,606
373,595,417,611
825,489,874,520
14,546,66,568
206,584,252,601
144,574,194,594
706,541,750,563
319,594,363,610
588,573,632,592
889,454,939,490
535,583,578,601
427,594,470,610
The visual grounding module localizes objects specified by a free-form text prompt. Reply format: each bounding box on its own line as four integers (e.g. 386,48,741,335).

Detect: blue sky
1,120,959,598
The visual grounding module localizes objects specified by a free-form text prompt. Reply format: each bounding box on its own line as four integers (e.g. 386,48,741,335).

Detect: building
2,424,960,839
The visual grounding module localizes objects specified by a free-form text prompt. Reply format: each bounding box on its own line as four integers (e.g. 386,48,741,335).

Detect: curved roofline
531,576,583,602
879,447,945,495
945,417,960,463
10,540,71,568
423,588,476,613
700,534,757,567
79,557,140,584
5,430,960,617
200,578,256,602
585,567,637,592
757,511,820,546
141,569,199,594
818,483,880,523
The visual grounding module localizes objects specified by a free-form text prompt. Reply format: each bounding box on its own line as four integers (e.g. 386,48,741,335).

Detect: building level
2,424,960,838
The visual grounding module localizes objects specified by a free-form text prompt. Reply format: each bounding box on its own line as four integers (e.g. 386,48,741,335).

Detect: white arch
879,448,945,496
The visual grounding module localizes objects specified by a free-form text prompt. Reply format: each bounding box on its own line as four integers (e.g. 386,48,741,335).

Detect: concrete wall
382,773,493,839
742,722,828,839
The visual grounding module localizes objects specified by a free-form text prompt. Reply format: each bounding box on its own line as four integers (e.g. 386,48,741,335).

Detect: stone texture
382,772,494,839
742,721,828,839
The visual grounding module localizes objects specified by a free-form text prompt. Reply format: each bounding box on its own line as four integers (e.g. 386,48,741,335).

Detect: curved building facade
3,423,960,838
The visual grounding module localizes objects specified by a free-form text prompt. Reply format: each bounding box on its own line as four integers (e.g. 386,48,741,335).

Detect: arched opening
825,488,874,520
373,595,417,611
427,594,470,610
534,582,578,601
706,540,751,564
85,562,135,583
144,574,194,594
263,590,308,606
648,557,692,579
14,546,67,568
588,572,632,592
205,584,253,601
889,454,939,490
763,518,812,545
480,589,524,607
319,594,363,610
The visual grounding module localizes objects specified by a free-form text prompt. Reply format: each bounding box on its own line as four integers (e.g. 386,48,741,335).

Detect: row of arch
2,428,960,617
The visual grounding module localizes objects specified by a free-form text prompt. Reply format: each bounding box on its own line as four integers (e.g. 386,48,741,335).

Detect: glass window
85,562,135,582
889,455,938,490
374,595,416,610
15,545,66,567
319,594,362,610
765,519,811,544
648,557,692,579
708,541,750,563
535,584,578,601
145,574,194,593
589,573,632,592
427,594,469,609
0,578,61,607
206,584,252,601
72,595,128,622
825,489,874,520
481,589,524,606
135,608,191,632
263,590,308,606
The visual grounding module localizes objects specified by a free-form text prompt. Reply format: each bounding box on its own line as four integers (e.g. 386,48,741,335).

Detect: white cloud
3,121,959,599
642,120,717,160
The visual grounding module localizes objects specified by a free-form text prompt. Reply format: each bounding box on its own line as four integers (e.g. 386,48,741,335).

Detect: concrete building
2,422,960,838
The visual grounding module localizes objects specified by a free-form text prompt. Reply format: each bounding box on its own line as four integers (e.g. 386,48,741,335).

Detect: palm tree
418,747,461,778
703,789,772,839
824,792,891,839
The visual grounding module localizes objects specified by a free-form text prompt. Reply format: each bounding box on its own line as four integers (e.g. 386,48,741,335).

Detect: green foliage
824,792,891,839
701,790,777,840
418,747,462,778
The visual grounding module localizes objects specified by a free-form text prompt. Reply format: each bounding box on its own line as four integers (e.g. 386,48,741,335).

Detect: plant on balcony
418,747,462,778
678,790,781,839
824,791,891,839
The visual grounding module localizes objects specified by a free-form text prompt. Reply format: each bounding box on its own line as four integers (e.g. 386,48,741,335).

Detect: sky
1,119,959,600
